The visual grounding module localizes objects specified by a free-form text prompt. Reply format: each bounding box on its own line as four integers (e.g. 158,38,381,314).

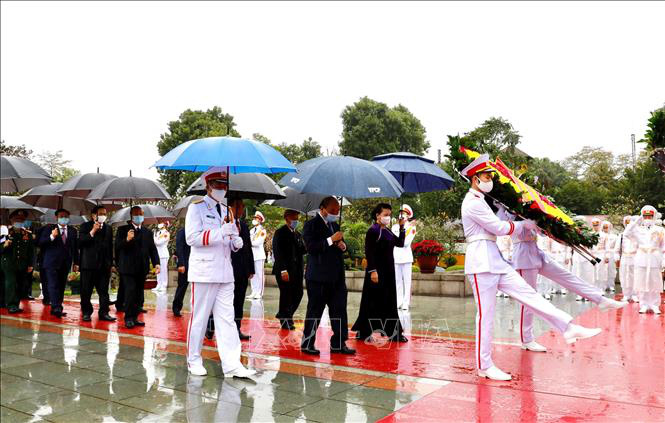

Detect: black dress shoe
8,307,23,314
279,320,290,330
173,310,182,317
390,334,409,343
134,320,145,326
287,320,296,330
109,300,116,305
125,320,135,329
99,313,117,322
26,296,35,301
238,332,251,340
205,330,214,340
301,347,321,355
139,308,147,313
82,315,92,322
51,310,65,318
42,300,50,306
331,346,356,355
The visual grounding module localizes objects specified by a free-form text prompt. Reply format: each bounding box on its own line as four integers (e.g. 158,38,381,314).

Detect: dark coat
39,224,79,270
272,224,306,281
78,221,114,270
114,223,159,275
303,213,345,282
231,220,255,282
352,223,405,338
175,228,191,270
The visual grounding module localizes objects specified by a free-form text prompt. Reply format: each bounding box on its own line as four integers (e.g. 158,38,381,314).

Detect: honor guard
0,210,35,313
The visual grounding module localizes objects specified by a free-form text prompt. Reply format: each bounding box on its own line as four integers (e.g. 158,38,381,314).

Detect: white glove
221,222,239,237
522,219,538,231
232,236,243,250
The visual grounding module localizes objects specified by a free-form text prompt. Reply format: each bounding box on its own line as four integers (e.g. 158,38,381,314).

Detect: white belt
467,234,497,243
514,238,536,244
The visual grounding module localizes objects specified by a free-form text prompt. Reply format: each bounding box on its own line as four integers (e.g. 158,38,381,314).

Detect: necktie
216,203,222,218
61,227,67,243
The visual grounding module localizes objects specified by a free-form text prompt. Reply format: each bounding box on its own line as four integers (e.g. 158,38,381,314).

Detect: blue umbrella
278,156,404,199
152,136,296,174
371,152,454,193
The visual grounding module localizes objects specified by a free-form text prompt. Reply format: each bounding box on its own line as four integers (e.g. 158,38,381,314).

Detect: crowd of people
1,160,663,381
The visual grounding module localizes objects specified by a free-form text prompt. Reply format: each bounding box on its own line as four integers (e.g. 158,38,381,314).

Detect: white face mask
642,218,654,227
476,177,493,193
96,215,107,224
210,189,226,202
252,219,259,226
379,216,391,226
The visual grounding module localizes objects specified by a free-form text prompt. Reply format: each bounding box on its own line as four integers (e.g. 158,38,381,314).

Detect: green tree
36,150,78,182
607,153,665,215
640,106,665,149
560,146,619,189
526,157,572,192
156,107,240,197
339,97,429,160
1,140,33,159
461,117,522,162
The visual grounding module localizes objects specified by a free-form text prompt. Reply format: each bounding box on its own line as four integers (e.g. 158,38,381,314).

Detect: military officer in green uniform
0,210,35,313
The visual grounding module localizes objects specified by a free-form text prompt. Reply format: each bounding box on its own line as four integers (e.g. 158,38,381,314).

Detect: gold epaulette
193,199,204,204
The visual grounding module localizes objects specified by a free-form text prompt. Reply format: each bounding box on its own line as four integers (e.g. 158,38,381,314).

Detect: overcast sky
2,1,664,179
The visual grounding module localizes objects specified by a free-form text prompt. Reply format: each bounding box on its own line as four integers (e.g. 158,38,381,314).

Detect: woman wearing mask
352,203,408,343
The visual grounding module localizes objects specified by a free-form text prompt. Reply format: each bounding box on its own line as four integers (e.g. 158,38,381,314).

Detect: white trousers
595,261,609,290
518,260,603,343
186,282,242,373
469,270,573,370
250,260,265,297
607,262,617,290
634,266,662,308
156,257,169,290
619,260,635,298
395,262,413,307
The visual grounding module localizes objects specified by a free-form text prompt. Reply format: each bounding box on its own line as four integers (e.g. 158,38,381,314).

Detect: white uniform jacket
250,225,267,261
185,195,243,283
624,220,665,269
154,229,171,259
614,232,637,264
461,189,530,275
392,222,416,264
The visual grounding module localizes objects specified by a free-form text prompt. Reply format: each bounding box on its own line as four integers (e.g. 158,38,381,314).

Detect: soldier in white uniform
153,222,171,292
573,217,597,300
248,211,267,300
392,204,417,310
601,220,618,292
460,155,601,381
549,240,570,296
185,168,256,378
615,216,638,302
624,205,664,314
590,217,608,290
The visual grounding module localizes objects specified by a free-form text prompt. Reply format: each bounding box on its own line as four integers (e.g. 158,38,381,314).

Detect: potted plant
67,271,81,295
412,240,444,274
144,265,158,290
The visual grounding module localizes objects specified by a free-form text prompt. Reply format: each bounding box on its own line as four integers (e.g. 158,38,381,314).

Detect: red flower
412,240,444,257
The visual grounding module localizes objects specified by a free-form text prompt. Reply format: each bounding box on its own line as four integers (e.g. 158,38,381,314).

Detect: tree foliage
339,97,429,160
36,150,78,182
1,140,33,159
156,107,241,197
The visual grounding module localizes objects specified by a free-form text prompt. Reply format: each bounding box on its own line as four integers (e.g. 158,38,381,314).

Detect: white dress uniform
495,236,513,297
549,240,570,294
153,227,170,292
593,230,609,290
615,217,638,301
185,194,246,374
601,221,618,292
249,214,267,299
624,208,665,312
462,188,574,371
393,217,416,310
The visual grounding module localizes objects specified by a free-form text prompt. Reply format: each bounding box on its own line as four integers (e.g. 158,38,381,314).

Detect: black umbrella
87,174,171,203
58,170,118,198
0,196,45,223
172,195,202,219
19,183,97,215
186,173,286,200
263,187,351,214
108,204,175,227
1,156,52,193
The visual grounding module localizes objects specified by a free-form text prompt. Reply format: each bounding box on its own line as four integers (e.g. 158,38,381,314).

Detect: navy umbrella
371,152,454,193
278,156,404,199
263,187,351,214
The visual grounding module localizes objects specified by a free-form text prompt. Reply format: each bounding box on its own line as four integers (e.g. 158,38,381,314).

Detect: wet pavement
1,284,663,422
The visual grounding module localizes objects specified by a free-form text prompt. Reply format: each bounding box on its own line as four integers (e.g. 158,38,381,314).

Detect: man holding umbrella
185,168,255,378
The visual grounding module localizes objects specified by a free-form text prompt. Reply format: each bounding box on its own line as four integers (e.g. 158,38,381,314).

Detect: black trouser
39,264,50,304
172,270,189,314
46,265,70,313
1,265,26,309
80,268,111,316
116,274,125,310
233,275,249,331
276,273,303,324
301,278,348,350
122,271,146,322
20,270,33,299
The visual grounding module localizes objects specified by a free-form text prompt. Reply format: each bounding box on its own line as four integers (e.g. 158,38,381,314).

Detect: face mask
23,220,31,227
325,213,339,223
211,189,226,202
380,216,391,226
642,218,654,227
132,215,144,225
58,217,70,226
289,220,299,230
476,177,493,193
12,222,24,229
96,215,107,224
252,219,259,226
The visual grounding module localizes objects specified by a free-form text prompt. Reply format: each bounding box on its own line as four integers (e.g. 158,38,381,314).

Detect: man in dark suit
78,205,116,322
38,208,79,318
229,198,254,340
114,206,160,328
172,226,191,317
273,209,306,330
35,224,50,305
300,197,355,355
